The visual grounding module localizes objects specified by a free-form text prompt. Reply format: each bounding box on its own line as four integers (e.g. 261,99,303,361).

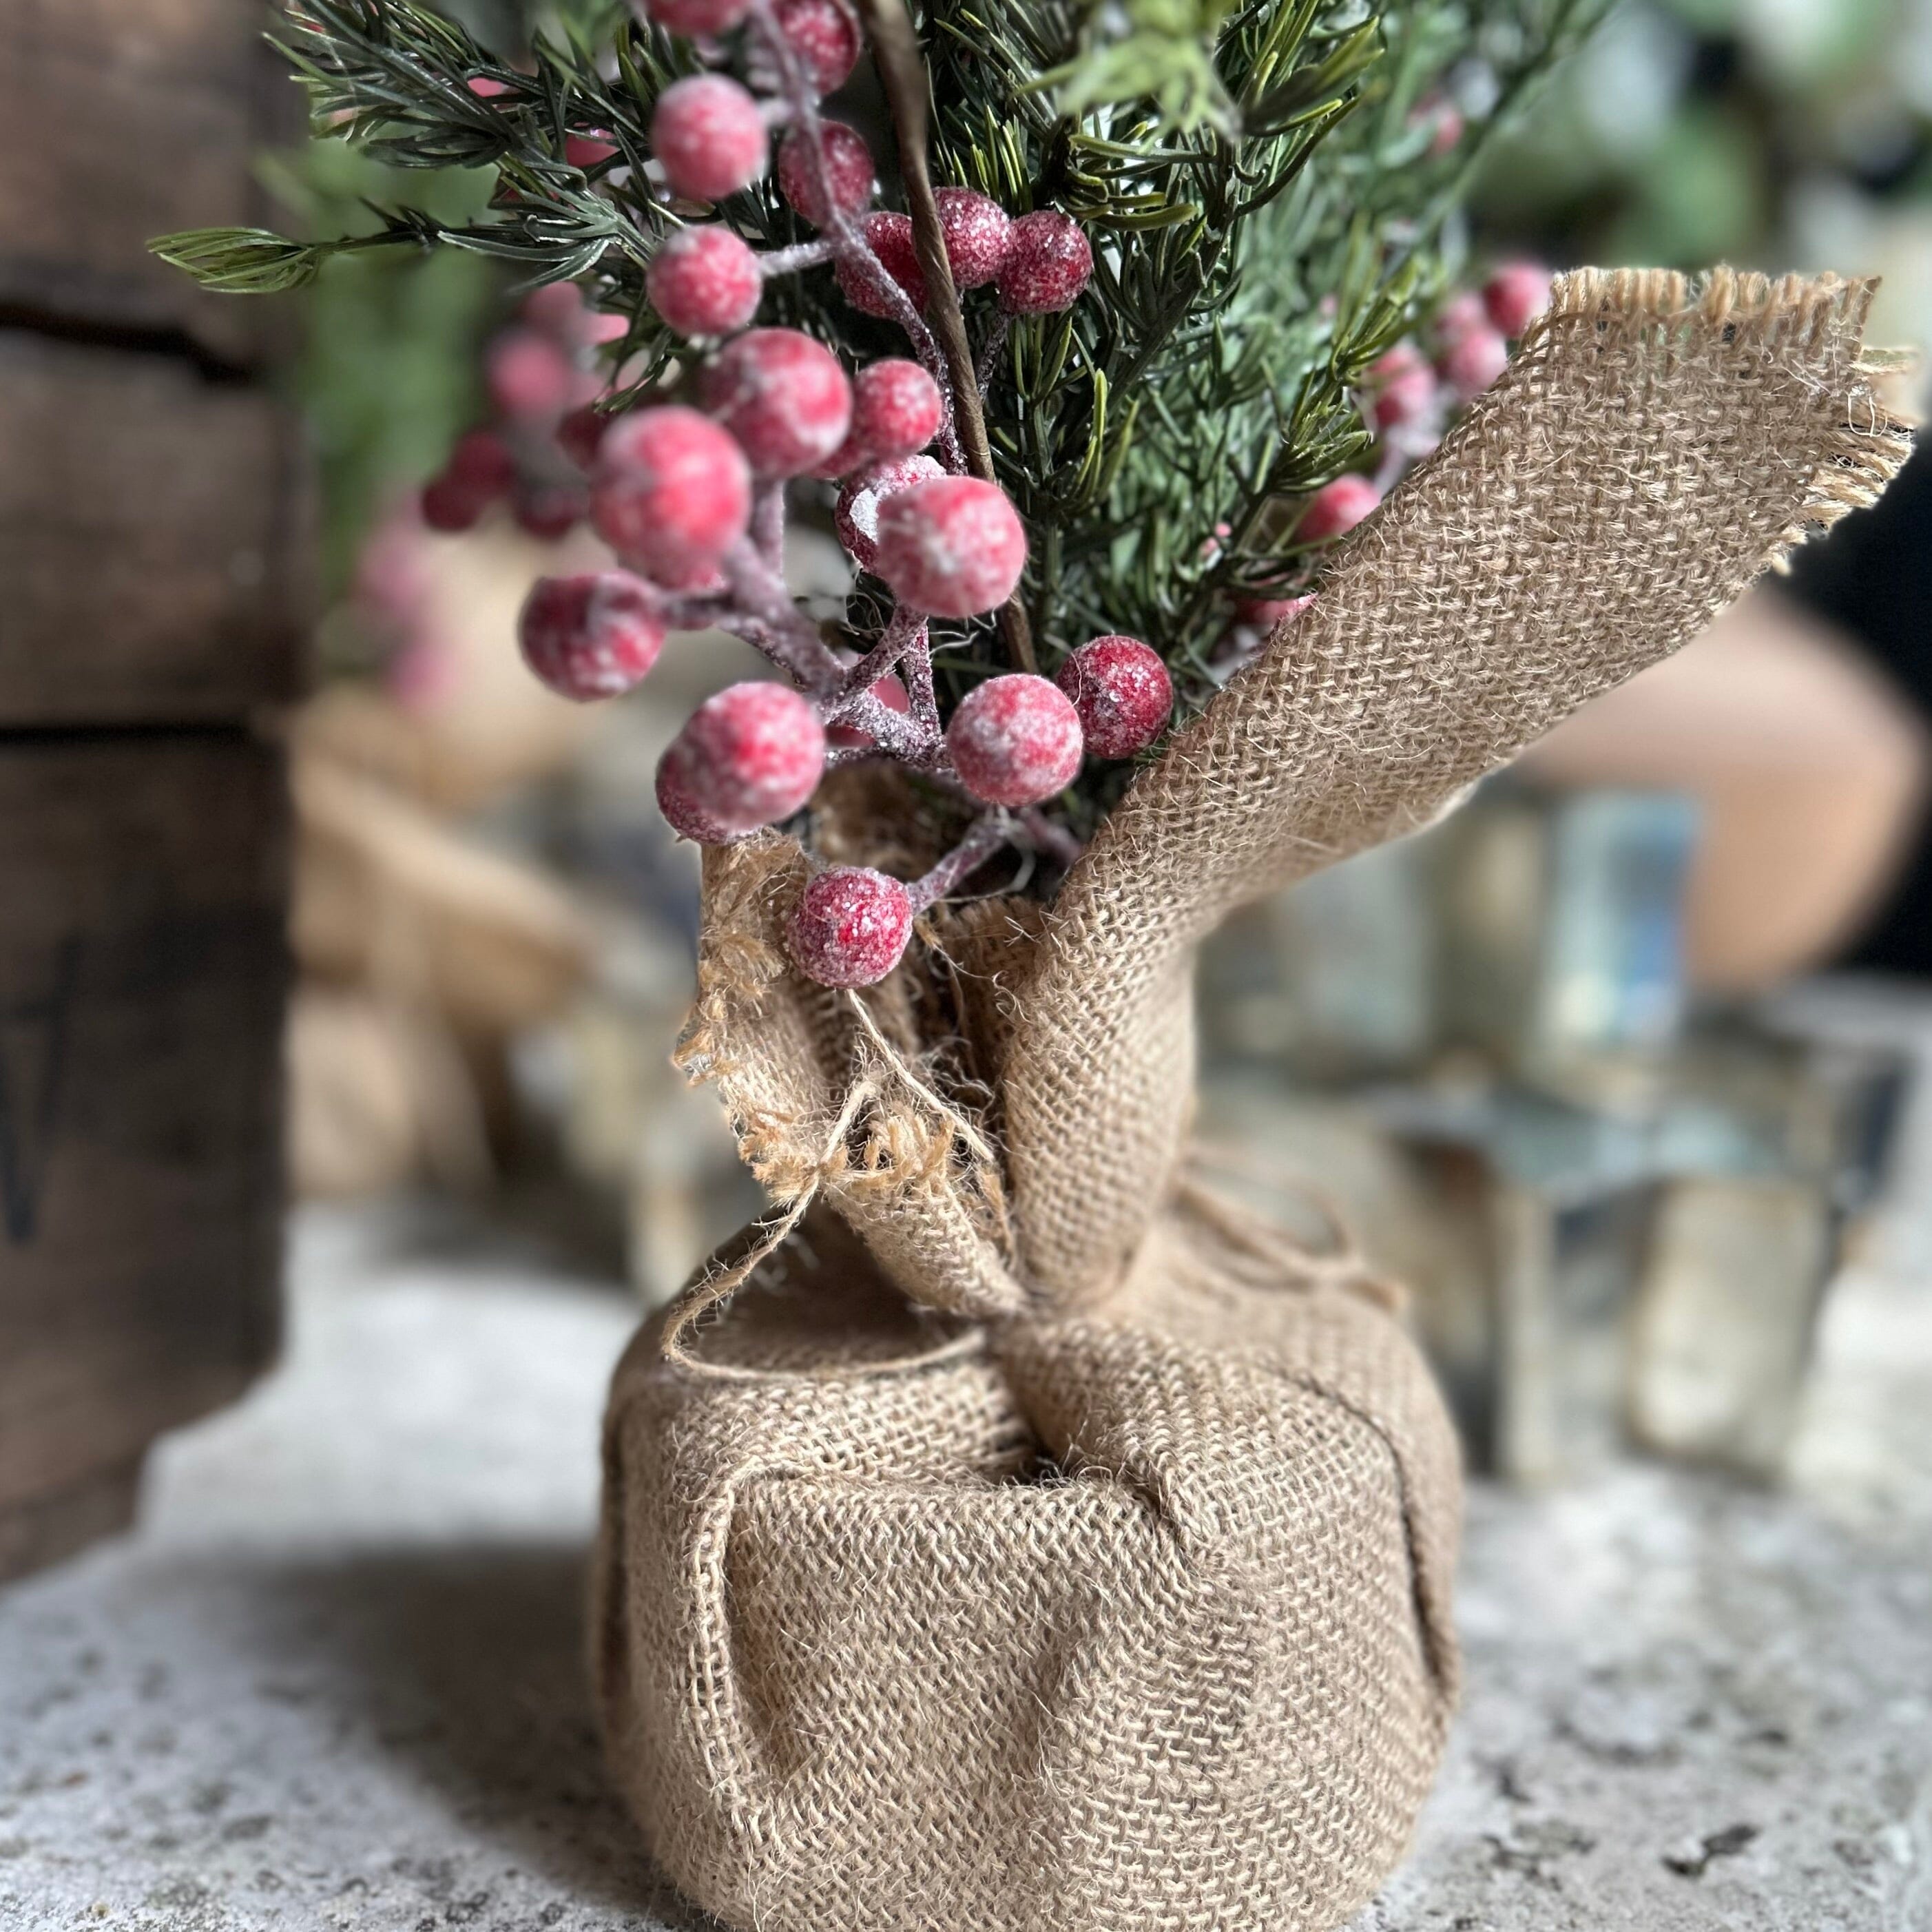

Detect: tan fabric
596,1205,1460,1932
1005,269,1914,1302
595,269,1911,1931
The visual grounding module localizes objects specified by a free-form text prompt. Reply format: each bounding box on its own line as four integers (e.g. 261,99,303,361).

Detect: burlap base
594,270,1912,1932
595,1204,1459,1932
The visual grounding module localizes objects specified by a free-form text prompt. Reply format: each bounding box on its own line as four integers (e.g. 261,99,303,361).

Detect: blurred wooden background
0,0,304,1579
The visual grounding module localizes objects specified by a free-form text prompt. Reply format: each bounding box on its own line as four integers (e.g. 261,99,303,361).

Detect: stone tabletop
3,1198,1929,1932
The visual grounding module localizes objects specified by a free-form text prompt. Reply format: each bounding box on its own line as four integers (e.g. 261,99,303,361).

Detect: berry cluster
420,282,628,541
1216,259,1550,673
502,0,1133,989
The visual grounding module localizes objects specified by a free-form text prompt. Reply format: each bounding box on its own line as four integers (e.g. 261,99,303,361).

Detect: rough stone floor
3,1198,1929,1932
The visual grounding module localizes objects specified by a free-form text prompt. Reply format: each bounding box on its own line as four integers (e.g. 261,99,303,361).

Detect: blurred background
2,2,1930,1927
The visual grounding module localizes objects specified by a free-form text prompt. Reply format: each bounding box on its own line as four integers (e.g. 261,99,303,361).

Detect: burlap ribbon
672,267,1913,1331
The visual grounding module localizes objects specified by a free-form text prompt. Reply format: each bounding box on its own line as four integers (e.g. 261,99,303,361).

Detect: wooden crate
0,1,302,1581
0,334,305,725
0,736,290,1575
0,0,290,366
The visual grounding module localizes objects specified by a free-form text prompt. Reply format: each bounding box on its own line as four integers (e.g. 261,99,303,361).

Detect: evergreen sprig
156,0,1608,810
920,0,1607,734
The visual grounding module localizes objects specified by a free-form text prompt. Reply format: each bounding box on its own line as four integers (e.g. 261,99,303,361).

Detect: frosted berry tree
157,0,1603,986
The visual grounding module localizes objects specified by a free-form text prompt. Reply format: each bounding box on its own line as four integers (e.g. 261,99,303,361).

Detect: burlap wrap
594,271,1911,1931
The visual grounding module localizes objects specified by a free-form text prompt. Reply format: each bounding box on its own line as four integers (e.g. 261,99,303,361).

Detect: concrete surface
3,1198,1929,1932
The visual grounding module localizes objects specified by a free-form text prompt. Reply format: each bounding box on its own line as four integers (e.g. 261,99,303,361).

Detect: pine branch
154,0,1612,813
856,0,1037,672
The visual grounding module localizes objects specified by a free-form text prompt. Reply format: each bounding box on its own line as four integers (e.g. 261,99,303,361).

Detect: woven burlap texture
594,269,1911,1932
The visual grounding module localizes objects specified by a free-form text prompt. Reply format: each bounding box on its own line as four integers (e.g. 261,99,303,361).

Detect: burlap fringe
1534,267,1916,559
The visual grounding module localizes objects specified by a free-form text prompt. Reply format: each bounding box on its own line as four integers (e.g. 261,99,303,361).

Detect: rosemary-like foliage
157,0,1606,789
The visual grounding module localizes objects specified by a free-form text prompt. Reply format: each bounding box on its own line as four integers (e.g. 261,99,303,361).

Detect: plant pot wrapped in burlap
592,271,1911,1932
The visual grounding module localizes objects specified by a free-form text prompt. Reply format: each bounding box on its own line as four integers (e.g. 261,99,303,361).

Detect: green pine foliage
258,139,502,596
158,0,1606,757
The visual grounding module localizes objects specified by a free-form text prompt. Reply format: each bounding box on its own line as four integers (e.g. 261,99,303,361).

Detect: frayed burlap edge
670,836,1028,1343
999,267,1915,1304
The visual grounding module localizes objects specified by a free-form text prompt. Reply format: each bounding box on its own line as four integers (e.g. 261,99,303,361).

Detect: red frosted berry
419,429,514,530
933,188,1012,289
1438,324,1508,399
447,428,516,497
1298,474,1380,543
835,211,926,318
1373,364,1436,430
776,122,875,228
814,358,939,477
1369,341,1425,384
467,75,512,98
833,454,944,568
1484,260,1551,338
647,226,762,339
519,572,665,700
1234,592,1313,629
995,211,1091,314
1412,94,1464,156
661,681,826,833
772,0,862,94
566,132,620,169
651,75,768,202
788,866,914,988
557,402,609,470
874,476,1027,616
701,327,853,478
827,669,909,748
1055,635,1172,760
488,329,576,421
592,404,752,583
522,280,585,337
420,472,488,533
1435,289,1486,344
846,358,943,463
946,674,1083,808
513,482,588,541
656,760,740,844
645,0,751,29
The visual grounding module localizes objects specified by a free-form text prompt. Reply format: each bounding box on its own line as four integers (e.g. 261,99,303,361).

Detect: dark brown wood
0,734,289,1523
0,1455,144,1585
0,2,301,1585
0,0,298,366
0,331,307,727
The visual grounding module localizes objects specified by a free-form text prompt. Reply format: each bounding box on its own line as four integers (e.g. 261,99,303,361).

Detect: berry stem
974,311,1010,397
1018,805,1084,871
855,0,1037,676
657,590,736,630
751,480,787,572
907,811,1010,911
759,238,836,277
718,537,846,684
838,689,940,764
900,627,939,734
823,607,926,718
